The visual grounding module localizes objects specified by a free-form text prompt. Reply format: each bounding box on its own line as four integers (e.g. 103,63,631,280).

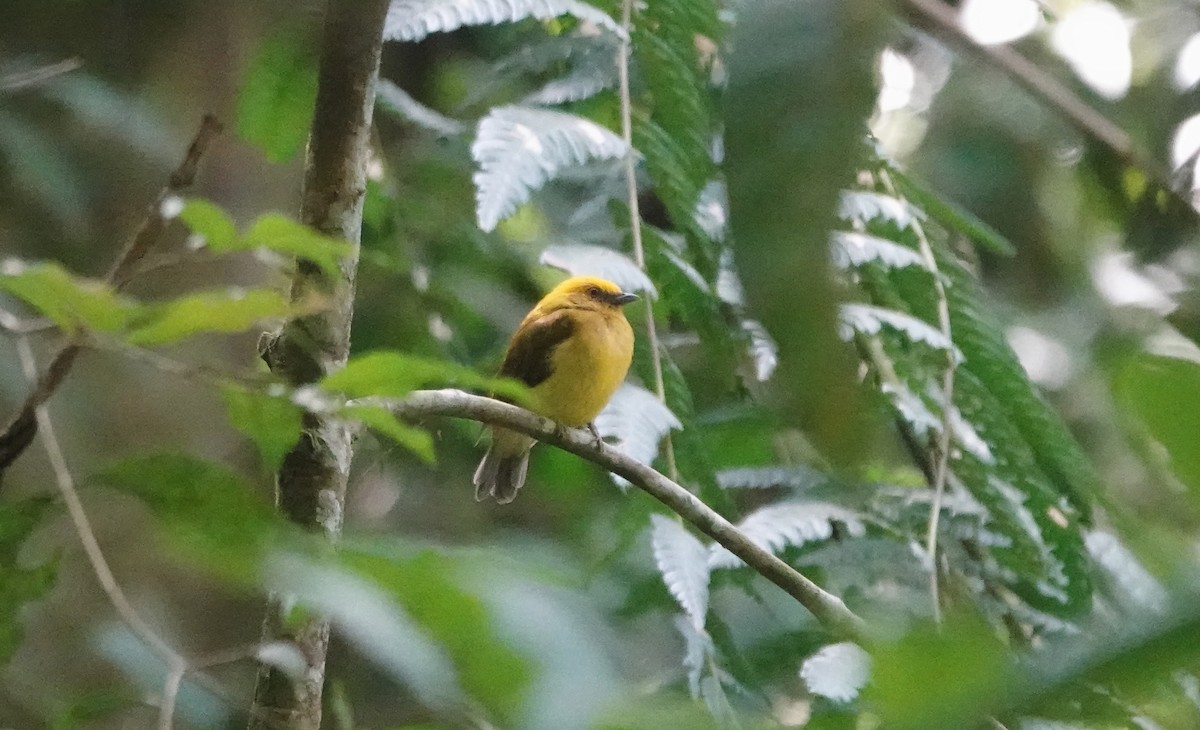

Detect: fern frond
383,0,624,42
1085,531,1168,614
470,106,628,231
376,80,465,136
650,515,710,631
715,466,827,491
709,502,866,569
830,231,926,271
800,642,871,703
838,303,962,363
742,319,778,382
524,65,614,105
594,383,682,487
540,243,657,297
838,189,921,230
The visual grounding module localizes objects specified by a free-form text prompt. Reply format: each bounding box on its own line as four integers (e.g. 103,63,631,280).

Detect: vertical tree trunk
249,1,389,728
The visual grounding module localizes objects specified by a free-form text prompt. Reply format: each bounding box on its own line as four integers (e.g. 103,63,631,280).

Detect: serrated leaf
889,169,1017,257
709,501,866,569
341,403,435,463
322,350,526,403
383,0,624,42
838,189,921,230
539,243,657,297
236,26,317,163
471,106,628,232
742,319,777,382
801,642,872,703
650,515,709,631
376,79,466,136
219,385,303,472
594,383,682,487
830,231,926,271
125,288,296,346
838,303,963,363
0,496,57,665
178,199,238,249
715,465,828,491
0,259,139,334
240,214,353,278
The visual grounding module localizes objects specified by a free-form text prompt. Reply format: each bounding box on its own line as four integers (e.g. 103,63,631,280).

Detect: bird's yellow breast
530,308,633,427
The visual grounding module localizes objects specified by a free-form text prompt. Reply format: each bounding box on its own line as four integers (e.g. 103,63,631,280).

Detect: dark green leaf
126,288,295,345
0,496,57,665
340,547,531,720
220,384,303,472
1116,354,1200,497
179,198,238,249
0,260,138,334
236,26,318,162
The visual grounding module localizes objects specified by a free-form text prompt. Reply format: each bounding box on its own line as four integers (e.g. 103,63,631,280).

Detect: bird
474,275,639,504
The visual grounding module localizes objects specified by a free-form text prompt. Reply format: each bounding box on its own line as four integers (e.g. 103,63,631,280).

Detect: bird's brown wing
499,309,576,388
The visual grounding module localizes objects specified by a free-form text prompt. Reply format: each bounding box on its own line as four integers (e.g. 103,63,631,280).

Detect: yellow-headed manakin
474,275,638,503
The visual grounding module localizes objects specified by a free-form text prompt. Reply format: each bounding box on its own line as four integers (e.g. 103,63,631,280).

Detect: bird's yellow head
537,275,639,313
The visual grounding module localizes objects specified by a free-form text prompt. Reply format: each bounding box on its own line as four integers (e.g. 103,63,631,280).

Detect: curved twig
390,388,872,644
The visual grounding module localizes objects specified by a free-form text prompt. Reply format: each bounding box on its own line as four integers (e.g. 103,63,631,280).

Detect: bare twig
389,389,872,644
0,114,223,481
0,57,82,92
881,168,957,624
15,336,190,729
248,2,389,728
616,0,678,481
898,0,1193,214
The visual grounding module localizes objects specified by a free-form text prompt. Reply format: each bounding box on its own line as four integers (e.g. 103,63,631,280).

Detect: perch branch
390,389,872,644
0,114,223,482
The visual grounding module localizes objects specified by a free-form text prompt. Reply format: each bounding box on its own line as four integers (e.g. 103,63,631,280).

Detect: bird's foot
586,421,604,449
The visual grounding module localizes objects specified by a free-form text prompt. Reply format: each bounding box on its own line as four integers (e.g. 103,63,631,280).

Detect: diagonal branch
0,114,223,483
897,0,1194,215
390,389,872,645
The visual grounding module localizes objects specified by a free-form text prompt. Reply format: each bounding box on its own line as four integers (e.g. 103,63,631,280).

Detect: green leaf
889,168,1018,257
236,26,317,163
220,384,304,472
868,614,1013,730
126,288,295,345
725,0,883,464
92,454,281,580
0,496,57,665
0,260,139,334
340,547,531,720
1116,354,1200,497
179,199,238,249
342,403,435,463
322,351,528,403
242,214,353,278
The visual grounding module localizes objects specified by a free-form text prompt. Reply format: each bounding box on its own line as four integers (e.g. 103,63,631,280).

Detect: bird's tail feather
473,447,530,504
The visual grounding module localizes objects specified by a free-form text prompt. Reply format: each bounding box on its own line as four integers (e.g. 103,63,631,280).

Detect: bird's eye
587,286,602,299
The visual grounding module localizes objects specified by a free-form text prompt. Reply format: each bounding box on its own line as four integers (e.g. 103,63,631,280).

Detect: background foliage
4,0,1200,728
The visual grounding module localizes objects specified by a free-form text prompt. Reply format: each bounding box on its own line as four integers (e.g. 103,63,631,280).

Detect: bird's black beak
613,291,639,306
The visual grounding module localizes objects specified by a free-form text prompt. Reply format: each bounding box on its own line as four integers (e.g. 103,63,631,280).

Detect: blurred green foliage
4,0,1200,728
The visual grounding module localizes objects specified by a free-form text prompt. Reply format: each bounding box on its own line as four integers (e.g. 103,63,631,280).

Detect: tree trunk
248,1,389,728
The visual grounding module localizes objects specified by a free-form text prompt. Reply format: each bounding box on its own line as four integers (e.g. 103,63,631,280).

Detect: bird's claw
586,421,604,448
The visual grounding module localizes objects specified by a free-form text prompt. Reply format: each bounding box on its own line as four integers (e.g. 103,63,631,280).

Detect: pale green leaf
126,288,294,345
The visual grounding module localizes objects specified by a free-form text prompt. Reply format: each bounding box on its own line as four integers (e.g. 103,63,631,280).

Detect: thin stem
617,0,678,481
881,168,956,623
15,336,190,728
